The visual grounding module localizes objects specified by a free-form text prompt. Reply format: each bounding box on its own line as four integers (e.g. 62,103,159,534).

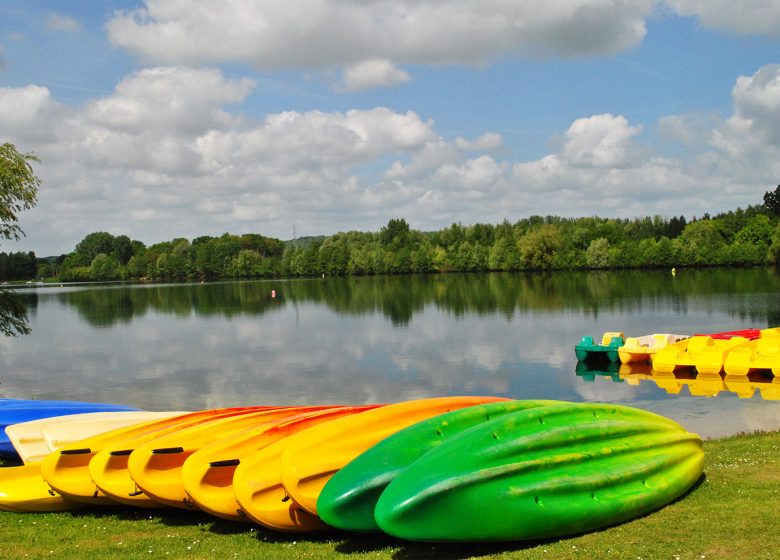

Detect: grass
1,430,778,560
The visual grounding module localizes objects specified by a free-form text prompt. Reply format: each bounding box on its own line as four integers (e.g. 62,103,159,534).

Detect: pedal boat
651,331,757,374
574,332,624,362
618,334,689,364
723,327,780,376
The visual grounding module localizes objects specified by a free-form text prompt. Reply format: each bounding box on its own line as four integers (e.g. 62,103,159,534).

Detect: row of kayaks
1,396,705,542
575,328,780,376
577,361,780,400
0,398,139,460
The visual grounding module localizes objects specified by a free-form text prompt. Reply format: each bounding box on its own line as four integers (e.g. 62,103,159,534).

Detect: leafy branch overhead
0,142,41,336
0,143,40,241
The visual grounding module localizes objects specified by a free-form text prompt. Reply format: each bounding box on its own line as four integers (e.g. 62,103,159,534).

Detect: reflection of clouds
573,376,640,403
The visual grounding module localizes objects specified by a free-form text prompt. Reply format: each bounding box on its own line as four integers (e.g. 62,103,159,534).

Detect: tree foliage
41,191,780,283
763,185,780,216
0,143,41,335
0,143,40,242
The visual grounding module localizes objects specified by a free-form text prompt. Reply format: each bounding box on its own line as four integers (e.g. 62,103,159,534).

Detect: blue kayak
0,399,139,460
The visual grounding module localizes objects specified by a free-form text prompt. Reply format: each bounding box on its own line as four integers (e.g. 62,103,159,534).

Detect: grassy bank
1,430,777,560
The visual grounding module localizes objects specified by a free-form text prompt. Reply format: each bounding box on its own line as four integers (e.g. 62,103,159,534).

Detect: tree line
6,186,780,283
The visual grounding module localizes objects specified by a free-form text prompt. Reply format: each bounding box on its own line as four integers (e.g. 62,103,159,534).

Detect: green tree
70,232,116,267
585,237,611,268
763,185,780,216
518,225,562,269
0,143,41,335
90,253,121,281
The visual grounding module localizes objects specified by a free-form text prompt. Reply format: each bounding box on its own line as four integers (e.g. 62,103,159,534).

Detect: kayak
111,407,324,509
0,400,138,459
317,400,561,533
6,411,187,464
232,397,502,532
278,396,505,518
374,403,703,542
40,407,272,506
0,463,83,513
0,398,135,408
182,406,378,523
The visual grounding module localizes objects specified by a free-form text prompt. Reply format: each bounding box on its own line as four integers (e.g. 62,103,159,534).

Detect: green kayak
317,399,561,532
374,402,703,542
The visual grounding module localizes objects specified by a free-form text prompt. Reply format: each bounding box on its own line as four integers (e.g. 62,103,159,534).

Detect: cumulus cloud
729,64,780,144
561,114,643,168
455,133,504,152
665,0,780,37
339,59,411,92
106,0,655,70
4,64,780,256
45,13,82,33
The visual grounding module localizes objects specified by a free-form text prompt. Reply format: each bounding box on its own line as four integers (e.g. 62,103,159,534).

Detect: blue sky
1,1,779,256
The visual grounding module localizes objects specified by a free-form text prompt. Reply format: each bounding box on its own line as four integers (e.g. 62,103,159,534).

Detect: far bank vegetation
7,187,780,283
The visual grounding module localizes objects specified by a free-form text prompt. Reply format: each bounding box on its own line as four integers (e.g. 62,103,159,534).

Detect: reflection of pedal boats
574,360,622,383
618,334,689,364
651,329,765,374
619,368,779,400
574,332,623,362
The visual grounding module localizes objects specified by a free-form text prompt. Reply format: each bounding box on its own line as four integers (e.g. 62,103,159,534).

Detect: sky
1,1,780,256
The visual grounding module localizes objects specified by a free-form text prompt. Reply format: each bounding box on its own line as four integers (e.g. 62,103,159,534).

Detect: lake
2,269,779,438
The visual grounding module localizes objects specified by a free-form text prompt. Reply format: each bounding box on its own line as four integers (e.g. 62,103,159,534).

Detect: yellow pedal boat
618,334,689,364
651,334,753,374
723,328,780,376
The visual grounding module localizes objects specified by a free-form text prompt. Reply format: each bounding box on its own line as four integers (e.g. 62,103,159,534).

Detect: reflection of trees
58,268,780,328
0,289,38,335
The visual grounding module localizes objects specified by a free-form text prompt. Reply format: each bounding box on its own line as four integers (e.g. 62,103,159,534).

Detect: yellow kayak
0,463,82,513
40,407,272,506
6,411,186,464
110,407,323,509
233,396,504,532
184,406,377,524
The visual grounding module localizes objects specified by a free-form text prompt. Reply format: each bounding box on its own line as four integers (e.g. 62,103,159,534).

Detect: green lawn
1,430,777,560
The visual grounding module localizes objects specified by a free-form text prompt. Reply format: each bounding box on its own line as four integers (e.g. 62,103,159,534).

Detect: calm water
2,269,779,438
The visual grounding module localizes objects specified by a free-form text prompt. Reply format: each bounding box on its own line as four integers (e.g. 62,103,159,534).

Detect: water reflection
576,361,780,400
35,267,780,328
1,270,779,438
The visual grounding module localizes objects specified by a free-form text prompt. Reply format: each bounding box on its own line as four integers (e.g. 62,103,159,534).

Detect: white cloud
106,0,656,70
5,64,780,256
561,114,643,168
730,64,780,144
455,133,504,152
339,59,411,92
665,0,780,37
45,13,82,33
